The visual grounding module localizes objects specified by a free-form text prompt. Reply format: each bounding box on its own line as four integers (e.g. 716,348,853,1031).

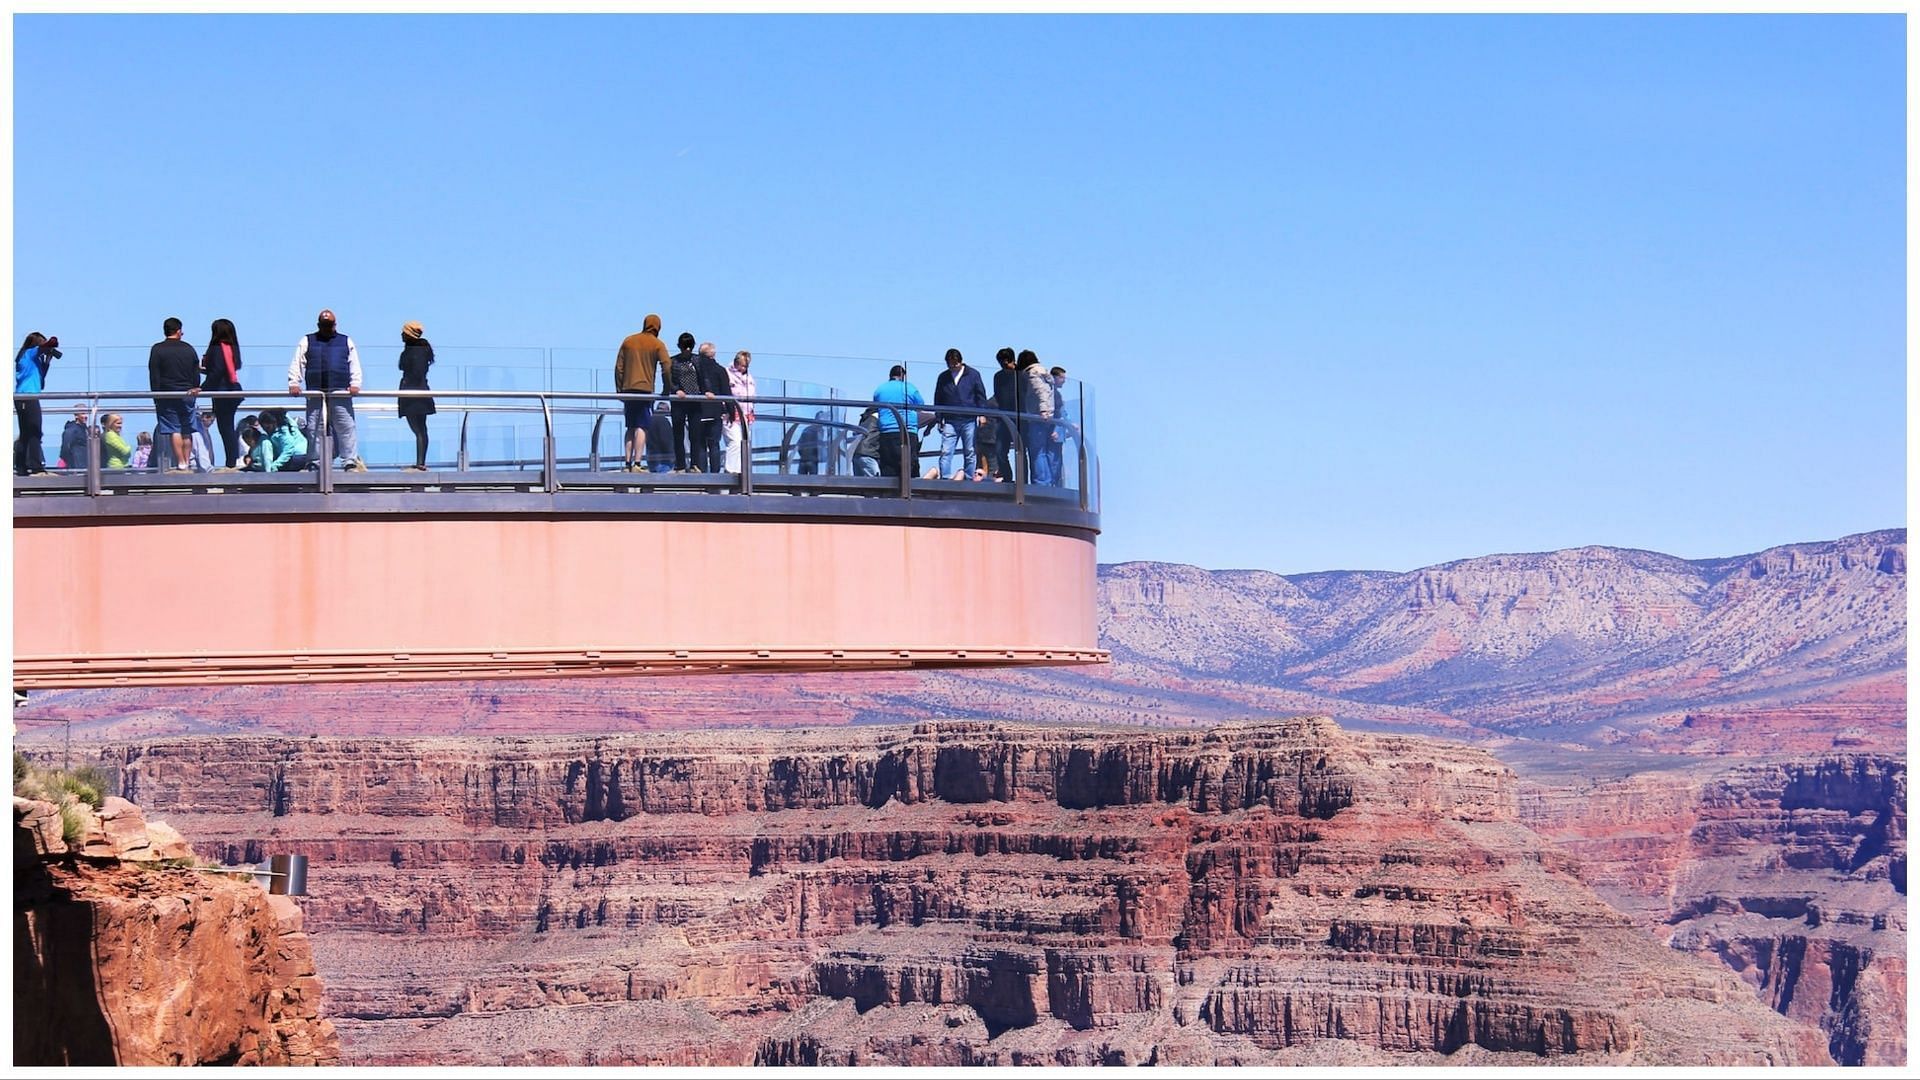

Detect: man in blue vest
286,309,365,471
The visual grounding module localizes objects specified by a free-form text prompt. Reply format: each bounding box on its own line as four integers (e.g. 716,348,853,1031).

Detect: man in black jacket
988,347,1019,482
692,341,732,474
666,332,701,471
147,317,200,473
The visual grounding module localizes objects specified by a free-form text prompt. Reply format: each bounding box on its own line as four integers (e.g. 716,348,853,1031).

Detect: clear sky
12,14,1905,573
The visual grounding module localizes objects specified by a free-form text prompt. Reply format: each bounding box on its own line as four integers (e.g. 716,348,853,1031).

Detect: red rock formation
67,719,1830,1066
12,797,340,1066
1520,754,1905,1065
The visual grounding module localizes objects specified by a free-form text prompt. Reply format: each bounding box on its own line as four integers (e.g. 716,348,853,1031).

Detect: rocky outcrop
1521,754,1905,1065
13,797,339,1066
60,719,1830,1066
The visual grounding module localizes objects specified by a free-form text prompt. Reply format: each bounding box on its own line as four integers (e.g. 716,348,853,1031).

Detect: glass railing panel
440,350,545,472
17,346,1096,500
1078,380,1098,513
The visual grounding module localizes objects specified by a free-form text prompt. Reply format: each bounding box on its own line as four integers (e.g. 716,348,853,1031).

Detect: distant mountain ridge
1086,528,1904,746
21,530,1904,755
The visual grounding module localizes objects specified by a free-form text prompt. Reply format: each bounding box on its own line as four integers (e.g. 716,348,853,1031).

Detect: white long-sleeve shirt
287,334,362,390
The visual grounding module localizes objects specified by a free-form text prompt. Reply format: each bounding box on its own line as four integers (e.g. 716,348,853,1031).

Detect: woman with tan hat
398,321,435,471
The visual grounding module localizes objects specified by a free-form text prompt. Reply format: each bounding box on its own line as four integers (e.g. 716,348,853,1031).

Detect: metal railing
11,387,1098,512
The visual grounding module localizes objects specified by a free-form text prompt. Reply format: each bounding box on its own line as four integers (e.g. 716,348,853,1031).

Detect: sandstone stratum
13,794,340,1066
69,718,1837,1066
1522,753,1906,1066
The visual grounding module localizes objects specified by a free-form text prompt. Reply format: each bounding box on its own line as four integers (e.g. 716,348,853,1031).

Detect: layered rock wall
63,719,1830,1066
1521,754,1905,1065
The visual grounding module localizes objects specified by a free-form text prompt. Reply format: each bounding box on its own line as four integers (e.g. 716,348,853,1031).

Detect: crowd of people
613,315,1074,485
11,311,437,476
847,347,1075,485
14,311,1077,486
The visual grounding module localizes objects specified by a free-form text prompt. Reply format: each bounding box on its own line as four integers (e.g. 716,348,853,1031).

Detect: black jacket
398,341,434,389
992,366,1019,416
59,420,87,467
853,413,882,461
148,339,200,393
398,340,436,418
200,341,242,392
694,354,733,419
667,349,702,396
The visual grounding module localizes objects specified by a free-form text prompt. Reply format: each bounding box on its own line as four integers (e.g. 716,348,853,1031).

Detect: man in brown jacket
614,314,671,471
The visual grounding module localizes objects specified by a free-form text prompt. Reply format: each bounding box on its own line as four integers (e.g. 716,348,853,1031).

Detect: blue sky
13,15,1905,572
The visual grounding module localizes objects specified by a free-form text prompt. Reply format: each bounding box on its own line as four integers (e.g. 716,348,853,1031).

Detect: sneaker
343,459,368,473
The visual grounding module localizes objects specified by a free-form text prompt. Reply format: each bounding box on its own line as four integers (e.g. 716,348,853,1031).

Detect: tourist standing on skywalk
1048,365,1070,488
398,322,436,471
871,364,924,478
932,347,989,481
201,319,245,468
667,332,701,471
148,317,201,474
13,332,56,476
723,350,756,474
1015,350,1055,487
614,314,670,472
694,342,731,474
988,347,1019,483
287,309,366,472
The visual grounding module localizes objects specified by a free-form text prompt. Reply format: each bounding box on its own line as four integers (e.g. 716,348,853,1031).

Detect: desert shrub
58,802,87,846
55,770,104,809
14,761,111,848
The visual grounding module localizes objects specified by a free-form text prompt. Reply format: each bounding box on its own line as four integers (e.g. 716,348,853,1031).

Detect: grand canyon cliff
67,719,1836,1066
1522,753,1906,1066
13,795,340,1066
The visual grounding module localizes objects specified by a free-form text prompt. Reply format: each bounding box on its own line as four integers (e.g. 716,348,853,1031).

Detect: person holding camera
13,332,58,476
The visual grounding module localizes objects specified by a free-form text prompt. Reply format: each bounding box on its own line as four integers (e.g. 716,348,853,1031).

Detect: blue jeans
304,397,358,462
939,419,977,478
1022,420,1054,486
